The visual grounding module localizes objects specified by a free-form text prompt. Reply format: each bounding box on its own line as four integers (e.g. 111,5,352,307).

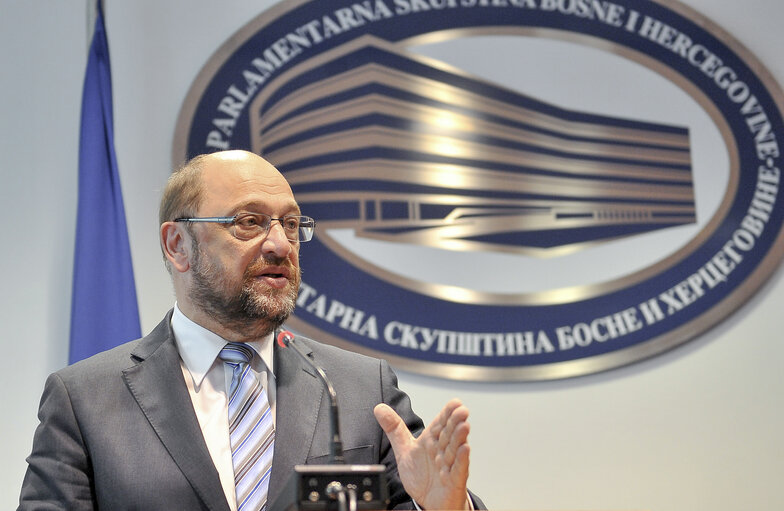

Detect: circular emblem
174,0,784,380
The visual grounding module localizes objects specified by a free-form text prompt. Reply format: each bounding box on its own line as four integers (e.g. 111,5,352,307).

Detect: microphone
277,330,344,463
270,330,388,511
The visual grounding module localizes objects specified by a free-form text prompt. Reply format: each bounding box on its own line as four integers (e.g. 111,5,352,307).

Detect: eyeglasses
174,213,315,242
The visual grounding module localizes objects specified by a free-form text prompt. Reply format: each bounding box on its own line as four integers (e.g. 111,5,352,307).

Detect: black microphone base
269,464,389,511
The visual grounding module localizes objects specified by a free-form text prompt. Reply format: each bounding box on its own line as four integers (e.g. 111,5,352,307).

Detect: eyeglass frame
173,212,316,243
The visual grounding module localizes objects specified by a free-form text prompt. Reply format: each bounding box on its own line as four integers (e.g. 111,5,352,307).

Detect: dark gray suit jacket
19,312,484,510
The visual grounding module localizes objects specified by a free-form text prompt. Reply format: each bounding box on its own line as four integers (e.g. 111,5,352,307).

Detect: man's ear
161,222,191,273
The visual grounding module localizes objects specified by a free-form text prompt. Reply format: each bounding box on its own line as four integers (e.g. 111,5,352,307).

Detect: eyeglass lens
231,213,314,242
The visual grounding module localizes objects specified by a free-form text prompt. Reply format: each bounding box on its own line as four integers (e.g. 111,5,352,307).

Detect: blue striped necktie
219,342,275,511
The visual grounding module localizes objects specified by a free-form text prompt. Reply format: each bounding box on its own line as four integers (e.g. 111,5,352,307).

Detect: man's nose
261,219,293,257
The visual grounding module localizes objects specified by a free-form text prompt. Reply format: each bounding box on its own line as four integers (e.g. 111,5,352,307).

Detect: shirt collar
171,303,274,389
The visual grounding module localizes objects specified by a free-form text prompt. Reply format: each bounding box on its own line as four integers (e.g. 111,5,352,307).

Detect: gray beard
188,242,298,338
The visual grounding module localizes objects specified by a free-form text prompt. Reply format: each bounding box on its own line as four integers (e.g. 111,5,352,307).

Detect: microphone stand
269,331,388,511
282,334,344,464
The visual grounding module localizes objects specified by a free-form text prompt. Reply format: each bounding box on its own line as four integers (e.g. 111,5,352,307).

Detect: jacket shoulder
57,311,174,382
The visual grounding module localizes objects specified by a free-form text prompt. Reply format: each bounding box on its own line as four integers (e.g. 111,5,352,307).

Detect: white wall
1,1,782,509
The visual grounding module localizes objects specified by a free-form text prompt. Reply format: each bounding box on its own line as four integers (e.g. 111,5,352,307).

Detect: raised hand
374,398,471,510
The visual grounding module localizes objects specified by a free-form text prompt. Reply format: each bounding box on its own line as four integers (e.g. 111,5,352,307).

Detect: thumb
374,403,412,449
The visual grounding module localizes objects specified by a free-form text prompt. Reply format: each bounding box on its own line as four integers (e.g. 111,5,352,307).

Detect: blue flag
70,3,141,364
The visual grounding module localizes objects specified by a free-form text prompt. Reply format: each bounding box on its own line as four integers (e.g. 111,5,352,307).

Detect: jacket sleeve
18,372,96,511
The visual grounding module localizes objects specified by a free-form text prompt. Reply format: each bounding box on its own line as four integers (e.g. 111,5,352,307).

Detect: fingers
447,442,471,489
422,399,471,480
429,399,468,445
440,405,470,471
377,399,472,509
375,398,471,476
441,420,470,468
428,398,464,432
374,403,413,452
437,402,469,447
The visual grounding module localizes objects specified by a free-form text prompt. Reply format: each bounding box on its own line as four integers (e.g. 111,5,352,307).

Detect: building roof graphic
251,36,695,254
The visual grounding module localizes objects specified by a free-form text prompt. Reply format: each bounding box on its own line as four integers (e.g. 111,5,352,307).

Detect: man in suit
19,150,484,510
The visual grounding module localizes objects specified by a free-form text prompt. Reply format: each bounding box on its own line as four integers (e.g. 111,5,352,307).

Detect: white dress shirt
170,304,275,511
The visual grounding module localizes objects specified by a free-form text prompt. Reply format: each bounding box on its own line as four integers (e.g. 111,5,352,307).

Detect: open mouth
254,266,291,289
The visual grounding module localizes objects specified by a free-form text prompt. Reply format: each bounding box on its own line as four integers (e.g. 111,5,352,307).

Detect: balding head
159,150,290,227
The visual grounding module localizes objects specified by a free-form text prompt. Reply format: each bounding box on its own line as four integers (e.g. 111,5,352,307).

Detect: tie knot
219,342,254,365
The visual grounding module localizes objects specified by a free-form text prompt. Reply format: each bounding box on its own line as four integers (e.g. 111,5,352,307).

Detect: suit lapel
122,313,230,511
268,336,324,505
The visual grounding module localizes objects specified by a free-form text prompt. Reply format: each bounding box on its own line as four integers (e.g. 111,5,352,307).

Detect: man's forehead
202,152,280,180
200,153,296,209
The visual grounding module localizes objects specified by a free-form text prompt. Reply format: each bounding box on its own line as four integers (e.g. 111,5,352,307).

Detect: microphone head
277,330,295,348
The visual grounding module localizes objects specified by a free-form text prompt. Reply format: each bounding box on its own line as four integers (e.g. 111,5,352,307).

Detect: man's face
184,152,302,336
